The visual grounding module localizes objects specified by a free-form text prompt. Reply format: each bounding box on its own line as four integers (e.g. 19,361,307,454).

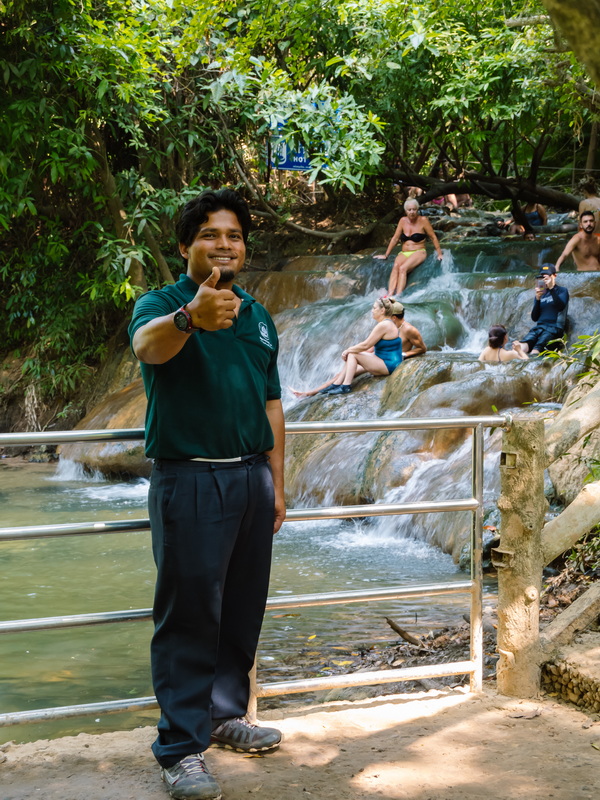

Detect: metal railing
0,414,510,727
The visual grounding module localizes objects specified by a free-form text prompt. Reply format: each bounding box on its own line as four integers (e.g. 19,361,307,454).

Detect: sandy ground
2,687,600,800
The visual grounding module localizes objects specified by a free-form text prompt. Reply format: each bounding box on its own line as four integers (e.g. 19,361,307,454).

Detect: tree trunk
541,0,600,88
87,123,147,291
544,379,600,466
496,418,547,697
141,224,174,285
585,120,599,173
541,481,600,565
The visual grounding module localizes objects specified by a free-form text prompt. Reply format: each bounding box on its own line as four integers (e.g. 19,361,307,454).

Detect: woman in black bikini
375,198,443,295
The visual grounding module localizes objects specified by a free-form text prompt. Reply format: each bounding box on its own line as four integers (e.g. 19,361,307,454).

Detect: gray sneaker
210,717,282,753
161,753,221,800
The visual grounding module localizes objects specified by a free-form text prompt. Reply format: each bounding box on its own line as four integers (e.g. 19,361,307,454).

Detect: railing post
470,423,484,692
495,417,546,697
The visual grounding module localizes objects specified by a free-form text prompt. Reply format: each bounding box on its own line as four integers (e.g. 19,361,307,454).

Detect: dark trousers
148,455,275,767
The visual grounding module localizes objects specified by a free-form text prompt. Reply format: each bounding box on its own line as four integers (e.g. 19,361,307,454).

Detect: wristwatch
173,305,202,334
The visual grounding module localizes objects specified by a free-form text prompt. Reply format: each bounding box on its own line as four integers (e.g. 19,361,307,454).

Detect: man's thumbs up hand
188,268,236,330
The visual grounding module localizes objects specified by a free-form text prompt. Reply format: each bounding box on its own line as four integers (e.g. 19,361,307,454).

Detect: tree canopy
0,0,597,401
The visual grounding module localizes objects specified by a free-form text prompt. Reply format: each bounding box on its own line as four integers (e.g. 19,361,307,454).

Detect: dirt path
3,687,600,800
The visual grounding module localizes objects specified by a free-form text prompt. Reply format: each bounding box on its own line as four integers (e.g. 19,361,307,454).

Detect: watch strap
176,305,203,333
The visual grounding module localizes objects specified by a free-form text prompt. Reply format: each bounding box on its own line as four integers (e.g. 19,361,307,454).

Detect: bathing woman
479,324,528,363
289,298,403,397
375,198,443,296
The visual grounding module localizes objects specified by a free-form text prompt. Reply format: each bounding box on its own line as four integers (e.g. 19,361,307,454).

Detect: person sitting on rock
289,297,403,397
374,198,443,296
479,324,528,363
389,300,427,358
513,264,569,357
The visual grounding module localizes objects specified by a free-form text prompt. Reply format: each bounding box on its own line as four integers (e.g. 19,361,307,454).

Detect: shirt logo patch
258,322,274,349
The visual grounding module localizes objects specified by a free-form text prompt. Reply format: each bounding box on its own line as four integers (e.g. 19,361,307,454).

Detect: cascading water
3,226,599,741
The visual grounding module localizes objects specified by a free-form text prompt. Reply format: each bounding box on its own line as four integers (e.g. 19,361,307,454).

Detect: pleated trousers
148,454,275,767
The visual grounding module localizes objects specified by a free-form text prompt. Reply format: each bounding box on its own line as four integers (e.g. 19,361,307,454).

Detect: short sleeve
128,290,180,352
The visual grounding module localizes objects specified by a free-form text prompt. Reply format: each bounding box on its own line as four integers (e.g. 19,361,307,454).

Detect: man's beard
217,267,236,284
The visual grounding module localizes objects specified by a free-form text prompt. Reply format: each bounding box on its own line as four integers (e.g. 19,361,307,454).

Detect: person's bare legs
388,250,427,295
341,352,390,386
289,366,367,397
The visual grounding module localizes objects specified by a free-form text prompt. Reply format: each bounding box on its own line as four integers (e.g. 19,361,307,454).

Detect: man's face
581,214,596,234
542,274,556,289
179,208,246,285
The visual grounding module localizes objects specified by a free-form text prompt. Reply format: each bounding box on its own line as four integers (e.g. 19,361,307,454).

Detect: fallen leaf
592,741,600,751
307,634,316,640
332,660,354,666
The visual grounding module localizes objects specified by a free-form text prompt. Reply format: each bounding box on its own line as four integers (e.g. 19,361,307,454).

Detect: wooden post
495,417,546,697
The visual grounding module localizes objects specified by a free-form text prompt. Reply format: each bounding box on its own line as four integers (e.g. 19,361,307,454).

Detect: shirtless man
390,300,427,358
578,176,600,230
555,211,600,272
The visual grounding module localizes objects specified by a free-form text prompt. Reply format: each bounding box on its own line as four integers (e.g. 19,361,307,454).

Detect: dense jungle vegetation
0,0,598,407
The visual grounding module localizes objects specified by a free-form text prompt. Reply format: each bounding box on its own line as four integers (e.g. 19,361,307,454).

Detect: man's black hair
579,209,595,222
176,189,252,248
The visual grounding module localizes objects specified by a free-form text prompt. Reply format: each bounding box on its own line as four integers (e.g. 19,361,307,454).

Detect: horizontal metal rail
0,657,476,727
0,414,510,447
0,415,506,727
0,581,473,634
0,499,477,542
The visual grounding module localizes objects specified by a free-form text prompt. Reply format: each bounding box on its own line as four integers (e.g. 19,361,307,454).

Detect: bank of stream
2,210,600,744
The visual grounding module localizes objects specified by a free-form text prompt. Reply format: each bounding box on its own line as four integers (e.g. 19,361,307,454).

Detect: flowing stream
2,226,599,743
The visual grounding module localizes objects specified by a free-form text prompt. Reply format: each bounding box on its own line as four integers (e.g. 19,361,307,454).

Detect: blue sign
267,136,311,172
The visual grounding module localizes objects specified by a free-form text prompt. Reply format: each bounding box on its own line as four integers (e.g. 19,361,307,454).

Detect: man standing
389,301,427,358
129,189,285,800
513,264,569,357
555,211,600,272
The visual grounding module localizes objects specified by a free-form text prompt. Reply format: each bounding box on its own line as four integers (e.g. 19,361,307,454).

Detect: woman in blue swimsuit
375,198,443,296
290,298,403,397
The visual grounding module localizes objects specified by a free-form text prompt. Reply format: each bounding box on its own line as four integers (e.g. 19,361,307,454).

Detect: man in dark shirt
129,189,285,800
513,264,569,356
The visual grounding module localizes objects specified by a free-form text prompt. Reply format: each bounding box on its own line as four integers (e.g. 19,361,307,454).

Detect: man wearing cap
390,301,427,358
554,210,600,272
513,264,569,356
129,188,285,800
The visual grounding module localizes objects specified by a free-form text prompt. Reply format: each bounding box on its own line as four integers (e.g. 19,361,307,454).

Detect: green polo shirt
128,274,281,460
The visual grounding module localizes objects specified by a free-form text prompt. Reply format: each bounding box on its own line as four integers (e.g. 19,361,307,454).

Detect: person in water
578,175,600,230
389,300,427,358
479,324,528,363
513,264,569,357
374,198,443,296
289,297,403,397
554,211,600,272
503,200,547,237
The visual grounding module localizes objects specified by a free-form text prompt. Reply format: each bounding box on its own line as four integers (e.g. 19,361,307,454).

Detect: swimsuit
374,337,403,374
400,232,427,243
525,210,543,226
401,249,425,257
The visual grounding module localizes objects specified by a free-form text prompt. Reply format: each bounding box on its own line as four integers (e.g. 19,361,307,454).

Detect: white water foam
49,459,105,482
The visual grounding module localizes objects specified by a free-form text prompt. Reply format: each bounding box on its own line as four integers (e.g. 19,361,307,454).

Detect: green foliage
567,525,600,576
542,330,600,382
0,0,596,406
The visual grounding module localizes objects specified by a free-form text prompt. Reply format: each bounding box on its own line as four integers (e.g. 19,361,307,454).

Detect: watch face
173,310,190,332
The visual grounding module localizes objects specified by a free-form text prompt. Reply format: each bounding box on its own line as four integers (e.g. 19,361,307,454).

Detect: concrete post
494,417,547,697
